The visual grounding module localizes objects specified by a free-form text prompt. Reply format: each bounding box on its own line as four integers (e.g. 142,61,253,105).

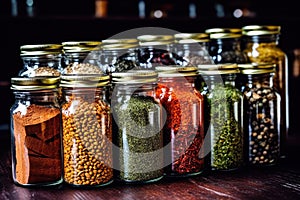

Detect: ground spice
12,104,61,185
155,76,205,176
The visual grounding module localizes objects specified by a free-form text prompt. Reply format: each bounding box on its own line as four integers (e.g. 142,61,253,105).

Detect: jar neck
244,34,279,46
21,54,62,69
210,37,242,51
242,73,274,88
63,51,99,67
205,73,237,90
13,89,59,105
62,87,107,102
158,76,196,88
112,83,157,96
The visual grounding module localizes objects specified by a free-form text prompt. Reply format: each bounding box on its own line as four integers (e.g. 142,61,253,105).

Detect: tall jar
60,74,113,187
205,28,248,65
61,41,103,74
155,66,205,177
10,76,62,187
137,35,177,69
100,38,140,74
173,33,214,66
241,25,288,158
199,64,244,171
239,64,280,166
19,44,63,77
111,70,164,183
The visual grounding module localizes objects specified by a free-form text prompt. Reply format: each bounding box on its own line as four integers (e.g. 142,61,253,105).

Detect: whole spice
155,66,205,176
12,104,62,185
113,95,163,182
63,63,103,74
61,92,113,186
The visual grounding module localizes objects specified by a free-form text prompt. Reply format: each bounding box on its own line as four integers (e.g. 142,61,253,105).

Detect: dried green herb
113,95,163,183
209,83,244,170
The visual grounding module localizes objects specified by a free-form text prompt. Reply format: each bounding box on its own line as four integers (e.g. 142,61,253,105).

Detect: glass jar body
61,87,113,187
111,83,164,183
241,73,281,166
173,42,214,66
207,74,244,171
243,34,288,157
156,76,205,177
208,38,248,64
10,89,62,186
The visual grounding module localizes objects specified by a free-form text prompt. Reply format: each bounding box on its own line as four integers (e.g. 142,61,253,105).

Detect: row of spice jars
10,62,281,187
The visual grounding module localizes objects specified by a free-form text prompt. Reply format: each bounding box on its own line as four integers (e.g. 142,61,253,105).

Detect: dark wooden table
1,131,300,200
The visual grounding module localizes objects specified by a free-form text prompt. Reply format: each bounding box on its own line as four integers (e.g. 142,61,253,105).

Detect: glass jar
155,66,205,177
205,28,248,64
62,41,103,74
111,70,164,183
19,44,63,77
173,33,214,66
199,64,244,171
10,76,62,186
100,38,140,74
137,34,177,69
242,25,288,158
60,74,113,187
239,64,280,166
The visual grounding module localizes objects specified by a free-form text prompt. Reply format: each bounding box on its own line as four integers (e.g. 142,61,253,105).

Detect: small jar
62,41,102,74
10,76,62,186
199,64,244,171
239,64,281,166
111,70,164,183
19,44,63,77
205,28,248,64
173,33,214,66
242,25,288,158
137,35,177,69
60,74,113,187
100,38,140,74
155,66,205,177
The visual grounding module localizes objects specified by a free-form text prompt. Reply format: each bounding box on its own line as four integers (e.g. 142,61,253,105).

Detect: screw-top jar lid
238,63,276,74
137,35,174,46
62,41,101,53
174,33,210,43
205,28,242,39
20,44,63,56
198,63,239,75
101,43,138,51
60,74,110,88
102,38,139,45
241,25,281,36
112,70,158,84
11,76,60,90
155,66,198,77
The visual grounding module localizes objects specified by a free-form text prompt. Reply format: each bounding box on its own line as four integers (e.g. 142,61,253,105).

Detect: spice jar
10,76,62,186
60,74,113,187
173,33,214,66
155,66,205,177
111,70,164,183
19,44,63,77
137,34,177,69
241,25,288,158
239,64,280,166
100,38,140,74
199,64,244,171
62,41,102,74
205,28,248,65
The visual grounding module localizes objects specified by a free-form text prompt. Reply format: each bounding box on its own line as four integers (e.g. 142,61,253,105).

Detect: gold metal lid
137,35,174,46
112,70,158,84
101,43,138,50
60,74,110,88
205,28,242,39
174,33,210,43
11,76,60,90
197,63,239,75
238,63,276,74
102,38,139,45
20,44,63,56
62,41,101,53
155,66,198,77
242,25,281,36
